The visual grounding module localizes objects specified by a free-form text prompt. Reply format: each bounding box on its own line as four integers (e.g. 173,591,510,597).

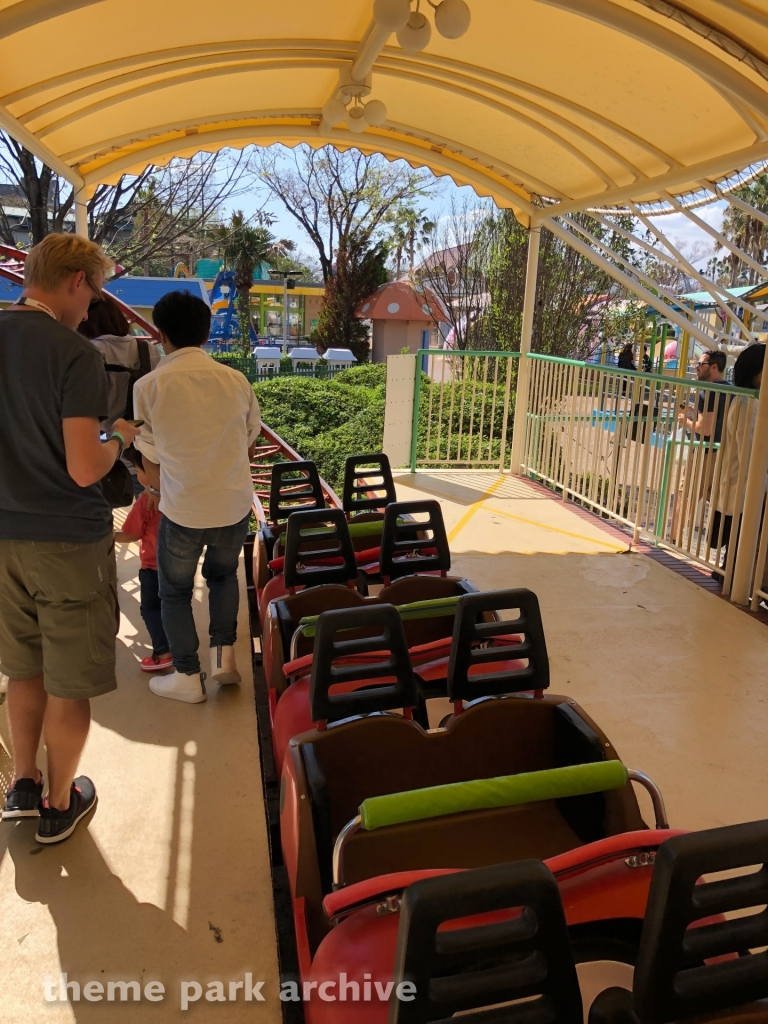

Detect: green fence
211,354,345,384
410,349,520,472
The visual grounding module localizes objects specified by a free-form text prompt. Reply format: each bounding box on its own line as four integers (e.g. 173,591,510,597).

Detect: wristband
108,431,125,459
149,486,160,496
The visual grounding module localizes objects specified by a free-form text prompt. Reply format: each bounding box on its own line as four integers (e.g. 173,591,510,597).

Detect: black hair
706,350,727,373
733,343,766,389
152,290,211,348
124,445,144,471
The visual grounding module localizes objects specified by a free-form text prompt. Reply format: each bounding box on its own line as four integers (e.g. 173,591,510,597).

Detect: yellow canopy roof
2,0,768,225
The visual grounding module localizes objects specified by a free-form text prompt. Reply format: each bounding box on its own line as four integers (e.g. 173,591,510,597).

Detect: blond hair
24,233,113,291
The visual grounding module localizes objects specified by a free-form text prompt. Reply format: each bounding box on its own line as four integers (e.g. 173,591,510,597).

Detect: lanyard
16,296,57,320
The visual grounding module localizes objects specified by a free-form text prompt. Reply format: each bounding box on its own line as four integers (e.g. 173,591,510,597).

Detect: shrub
253,368,387,491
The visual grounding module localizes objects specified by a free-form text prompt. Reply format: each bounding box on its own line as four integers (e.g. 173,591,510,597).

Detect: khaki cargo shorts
0,534,118,699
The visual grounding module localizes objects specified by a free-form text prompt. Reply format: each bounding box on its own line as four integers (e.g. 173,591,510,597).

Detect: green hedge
253,363,387,492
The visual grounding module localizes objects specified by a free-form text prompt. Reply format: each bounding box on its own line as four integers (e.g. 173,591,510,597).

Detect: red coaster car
279,594,673,1018
301,819,768,1024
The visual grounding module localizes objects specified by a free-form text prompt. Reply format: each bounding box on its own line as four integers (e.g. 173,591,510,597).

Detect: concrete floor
395,471,768,833
0,537,280,1023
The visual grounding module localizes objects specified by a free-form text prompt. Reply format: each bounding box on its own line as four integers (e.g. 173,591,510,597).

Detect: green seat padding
299,595,461,638
359,761,629,832
296,519,386,540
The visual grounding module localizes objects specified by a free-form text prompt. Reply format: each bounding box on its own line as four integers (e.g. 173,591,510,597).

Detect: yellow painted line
447,476,508,543
483,504,628,552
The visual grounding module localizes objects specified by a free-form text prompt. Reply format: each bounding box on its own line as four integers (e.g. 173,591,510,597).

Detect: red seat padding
258,573,289,630
269,547,382,573
272,671,403,772
283,650,391,682
323,868,461,921
272,679,313,774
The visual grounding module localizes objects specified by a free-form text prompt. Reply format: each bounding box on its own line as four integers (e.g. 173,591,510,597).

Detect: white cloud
646,200,725,259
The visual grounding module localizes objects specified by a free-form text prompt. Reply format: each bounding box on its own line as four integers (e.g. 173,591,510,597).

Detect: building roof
355,280,449,323
253,347,283,360
289,346,321,360
105,277,210,308
3,4,768,226
323,348,356,363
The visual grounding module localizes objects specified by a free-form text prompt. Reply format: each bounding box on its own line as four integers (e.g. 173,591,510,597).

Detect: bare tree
0,133,254,276
254,145,435,283
415,196,493,350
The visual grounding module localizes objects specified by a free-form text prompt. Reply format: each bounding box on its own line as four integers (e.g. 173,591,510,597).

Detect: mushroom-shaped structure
355,281,449,363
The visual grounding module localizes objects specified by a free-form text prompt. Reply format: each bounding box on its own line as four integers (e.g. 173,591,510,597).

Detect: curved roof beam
62,111,566,198
1,38,726,174
375,64,646,179
33,59,345,138
2,41,685,171
17,47,649,181
0,0,104,39
31,60,625,189
536,0,768,120
708,0,768,31
533,138,768,217
390,51,682,168
78,122,541,219
632,0,768,80
17,48,348,124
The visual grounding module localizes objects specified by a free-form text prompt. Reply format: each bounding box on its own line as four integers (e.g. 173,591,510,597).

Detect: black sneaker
36,777,97,844
2,776,43,819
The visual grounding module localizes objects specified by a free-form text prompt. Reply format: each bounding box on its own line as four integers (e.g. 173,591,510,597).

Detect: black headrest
342,453,396,515
268,461,325,522
310,604,418,724
447,588,550,701
379,500,451,581
282,508,356,590
391,860,583,1024
632,819,768,1023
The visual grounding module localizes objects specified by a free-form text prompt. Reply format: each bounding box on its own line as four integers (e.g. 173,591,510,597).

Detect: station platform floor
394,470,768,834
1,469,767,1022
0,533,281,1023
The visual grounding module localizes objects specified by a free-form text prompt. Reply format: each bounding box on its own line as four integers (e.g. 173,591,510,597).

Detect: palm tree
721,174,768,286
221,211,274,351
385,205,435,278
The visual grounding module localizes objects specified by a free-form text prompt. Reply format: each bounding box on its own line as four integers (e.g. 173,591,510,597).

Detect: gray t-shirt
0,309,112,543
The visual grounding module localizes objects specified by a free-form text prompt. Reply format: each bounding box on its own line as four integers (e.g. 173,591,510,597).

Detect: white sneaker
149,670,207,704
210,645,241,685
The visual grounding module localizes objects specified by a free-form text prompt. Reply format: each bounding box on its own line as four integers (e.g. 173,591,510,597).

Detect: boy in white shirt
134,291,260,704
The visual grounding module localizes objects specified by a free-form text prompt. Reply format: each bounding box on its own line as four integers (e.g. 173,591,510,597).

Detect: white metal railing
520,354,760,593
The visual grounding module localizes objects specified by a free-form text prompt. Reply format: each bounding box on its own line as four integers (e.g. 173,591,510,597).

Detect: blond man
0,233,140,844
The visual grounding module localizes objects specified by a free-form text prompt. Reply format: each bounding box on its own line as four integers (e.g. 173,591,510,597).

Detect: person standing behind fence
671,350,729,543
133,291,261,704
711,343,767,583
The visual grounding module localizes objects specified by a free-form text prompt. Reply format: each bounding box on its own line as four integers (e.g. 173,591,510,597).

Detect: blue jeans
157,513,250,675
139,568,169,656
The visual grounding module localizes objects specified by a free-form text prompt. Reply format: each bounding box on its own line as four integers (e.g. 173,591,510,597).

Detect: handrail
526,353,758,397
330,762,666,888
0,250,160,341
250,422,342,524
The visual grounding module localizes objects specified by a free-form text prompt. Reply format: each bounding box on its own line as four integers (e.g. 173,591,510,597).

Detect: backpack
98,338,153,509
102,338,152,423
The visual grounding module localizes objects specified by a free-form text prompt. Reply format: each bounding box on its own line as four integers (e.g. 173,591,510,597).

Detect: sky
223,146,728,273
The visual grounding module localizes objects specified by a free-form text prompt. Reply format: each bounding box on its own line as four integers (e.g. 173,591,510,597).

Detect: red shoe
140,652,174,673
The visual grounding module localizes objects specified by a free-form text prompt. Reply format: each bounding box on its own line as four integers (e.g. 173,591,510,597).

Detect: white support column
730,344,768,605
74,186,88,238
510,225,541,475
